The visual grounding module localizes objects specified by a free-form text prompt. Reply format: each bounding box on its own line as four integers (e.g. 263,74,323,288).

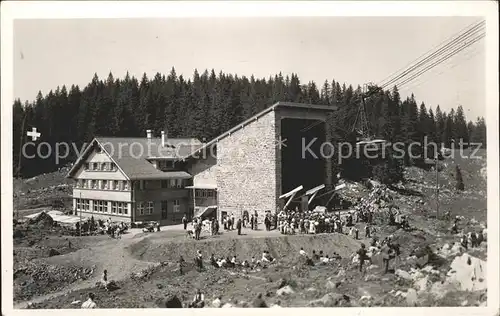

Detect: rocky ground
12,150,488,308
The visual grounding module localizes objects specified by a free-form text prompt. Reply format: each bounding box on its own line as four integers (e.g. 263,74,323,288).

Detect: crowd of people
450,216,487,250
181,249,279,275
74,216,128,238
274,186,405,238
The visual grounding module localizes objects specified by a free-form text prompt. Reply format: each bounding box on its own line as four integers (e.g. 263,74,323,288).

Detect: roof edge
65,139,98,178
184,101,337,160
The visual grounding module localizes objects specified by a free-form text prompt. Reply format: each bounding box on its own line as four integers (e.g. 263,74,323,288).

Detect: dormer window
96,146,103,153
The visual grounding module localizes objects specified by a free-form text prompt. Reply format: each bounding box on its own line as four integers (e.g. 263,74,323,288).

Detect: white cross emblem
27,127,41,141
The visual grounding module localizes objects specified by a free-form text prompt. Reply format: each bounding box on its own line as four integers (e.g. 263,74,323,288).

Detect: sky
13,17,486,121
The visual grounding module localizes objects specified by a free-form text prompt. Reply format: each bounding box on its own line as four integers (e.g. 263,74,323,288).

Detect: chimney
161,130,167,147
146,129,152,139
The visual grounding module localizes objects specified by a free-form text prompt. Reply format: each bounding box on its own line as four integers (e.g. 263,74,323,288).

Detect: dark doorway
280,118,327,203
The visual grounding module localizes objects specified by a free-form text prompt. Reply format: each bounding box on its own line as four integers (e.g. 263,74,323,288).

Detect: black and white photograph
1,1,498,313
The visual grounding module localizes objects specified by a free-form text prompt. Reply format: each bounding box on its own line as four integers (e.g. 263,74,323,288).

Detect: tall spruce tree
12,67,479,178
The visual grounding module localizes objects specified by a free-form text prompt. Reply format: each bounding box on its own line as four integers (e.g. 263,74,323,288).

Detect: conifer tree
455,165,465,191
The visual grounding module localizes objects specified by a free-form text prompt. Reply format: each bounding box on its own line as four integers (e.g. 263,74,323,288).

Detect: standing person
214,218,219,235
461,233,468,250
196,220,202,240
231,213,235,230
357,244,368,272
182,214,188,230
178,255,185,275
355,227,359,240
195,250,203,272
250,214,255,230
81,293,97,309
237,218,242,235
381,241,395,274
365,225,371,238
265,215,270,231
101,269,109,290
471,231,478,248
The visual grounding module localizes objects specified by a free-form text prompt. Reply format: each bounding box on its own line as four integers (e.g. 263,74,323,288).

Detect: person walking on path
182,214,188,230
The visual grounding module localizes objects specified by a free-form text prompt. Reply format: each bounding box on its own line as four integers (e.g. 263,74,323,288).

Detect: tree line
13,68,486,179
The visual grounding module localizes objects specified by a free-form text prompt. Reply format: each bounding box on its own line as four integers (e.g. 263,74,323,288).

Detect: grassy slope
13,149,489,308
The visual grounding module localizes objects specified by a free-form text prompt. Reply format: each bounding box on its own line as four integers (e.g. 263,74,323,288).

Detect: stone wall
216,110,278,221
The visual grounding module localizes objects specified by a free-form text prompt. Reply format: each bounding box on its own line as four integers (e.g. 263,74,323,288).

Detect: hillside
12,149,489,308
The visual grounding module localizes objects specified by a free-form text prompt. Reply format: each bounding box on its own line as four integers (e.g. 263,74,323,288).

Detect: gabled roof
66,137,202,180
184,101,337,160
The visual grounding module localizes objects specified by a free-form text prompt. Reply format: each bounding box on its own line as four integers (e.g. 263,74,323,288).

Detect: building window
175,179,183,188
111,202,117,214
76,198,81,211
96,146,103,153
84,163,90,171
138,202,144,215
161,180,168,188
91,180,97,189
112,180,118,190
117,202,124,214
123,203,128,215
161,201,168,219
93,200,98,212
103,180,108,190
147,201,154,215
110,163,116,171
124,181,129,191
173,199,180,213
102,162,108,171
83,200,90,210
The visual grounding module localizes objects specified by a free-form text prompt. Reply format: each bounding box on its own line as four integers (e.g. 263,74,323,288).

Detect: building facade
67,102,336,225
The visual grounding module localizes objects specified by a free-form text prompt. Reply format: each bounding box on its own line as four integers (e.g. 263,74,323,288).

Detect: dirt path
14,230,157,309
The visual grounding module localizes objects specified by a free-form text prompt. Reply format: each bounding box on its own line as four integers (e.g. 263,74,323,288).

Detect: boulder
13,229,24,238
308,293,351,307
405,289,418,306
364,274,380,282
48,248,60,257
325,280,341,290
161,295,183,308
414,275,429,293
395,269,412,280
446,254,487,291
367,264,379,271
276,285,295,296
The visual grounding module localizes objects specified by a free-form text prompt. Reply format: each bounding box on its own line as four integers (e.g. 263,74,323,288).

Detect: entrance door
161,201,168,220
